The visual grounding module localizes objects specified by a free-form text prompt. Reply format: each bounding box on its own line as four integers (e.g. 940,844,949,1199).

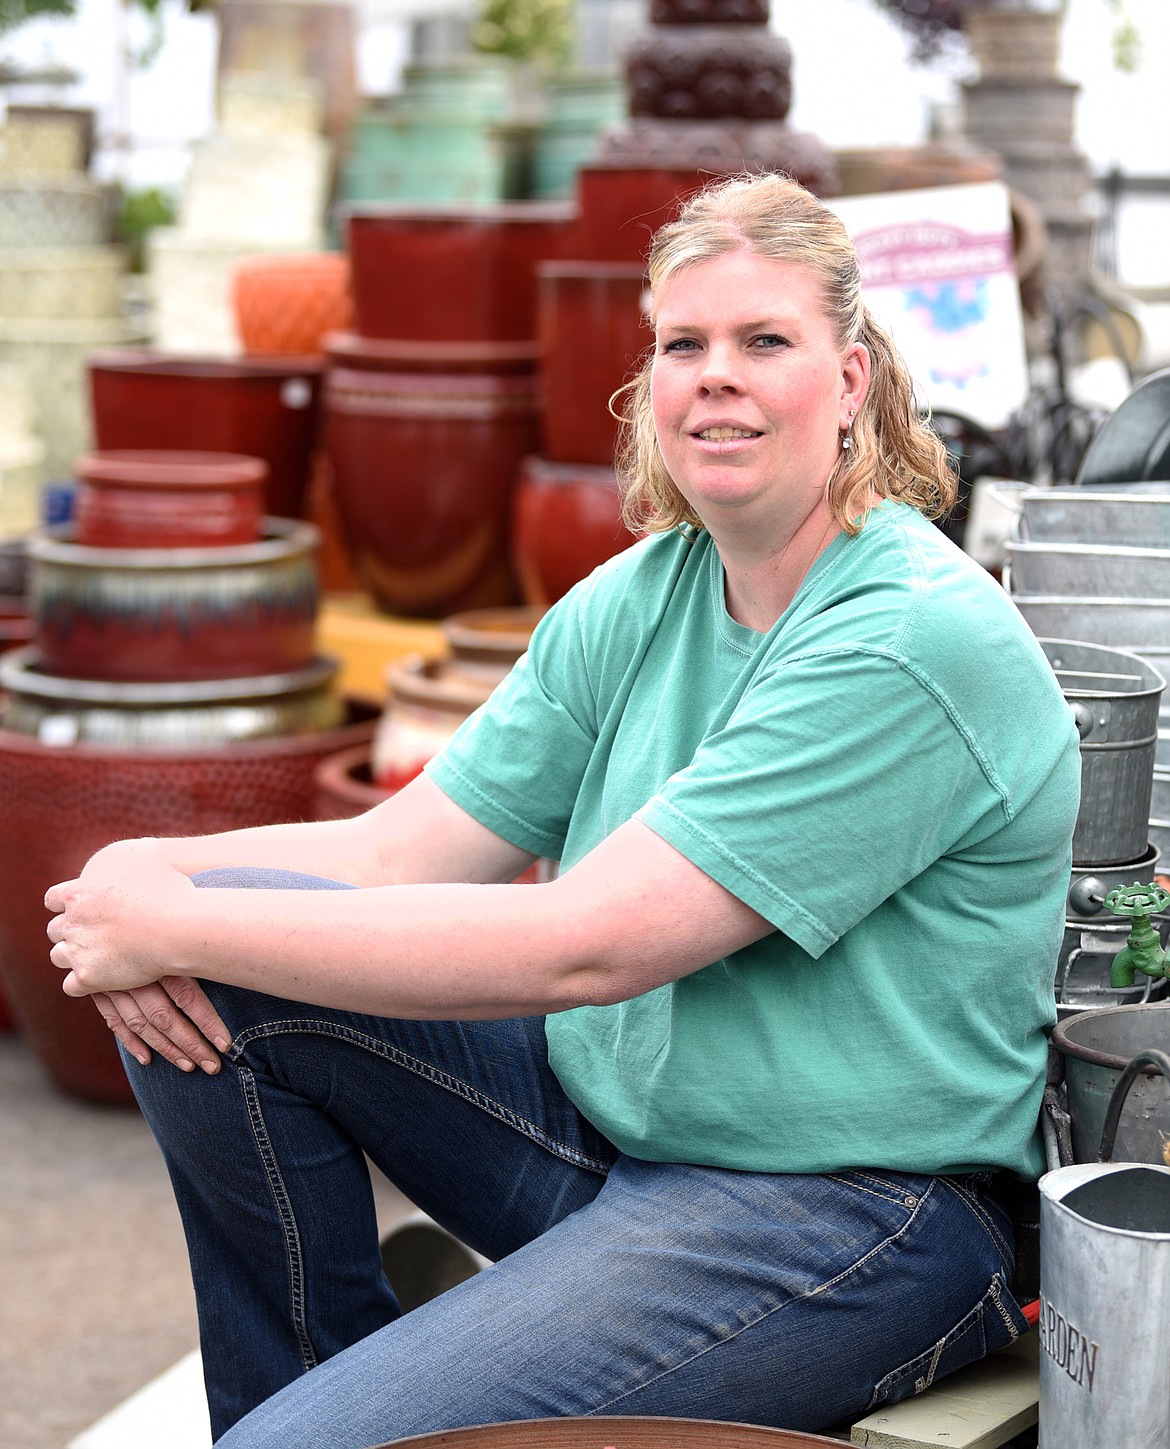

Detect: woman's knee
192,867,358,892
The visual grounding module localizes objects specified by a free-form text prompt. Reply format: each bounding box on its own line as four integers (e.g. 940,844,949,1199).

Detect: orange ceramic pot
74,449,267,549
0,701,378,1103
231,252,354,357
344,202,576,342
537,261,652,466
323,364,541,617
512,456,639,606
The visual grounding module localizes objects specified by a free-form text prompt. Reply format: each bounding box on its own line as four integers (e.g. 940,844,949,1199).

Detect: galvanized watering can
1039,1044,1170,1447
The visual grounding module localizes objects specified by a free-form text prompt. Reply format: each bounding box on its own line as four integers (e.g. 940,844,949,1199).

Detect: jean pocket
864,1273,1026,1413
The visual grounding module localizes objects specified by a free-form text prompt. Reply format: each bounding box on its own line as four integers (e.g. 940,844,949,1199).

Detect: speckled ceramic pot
74,450,267,550
0,700,379,1102
29,520,320,683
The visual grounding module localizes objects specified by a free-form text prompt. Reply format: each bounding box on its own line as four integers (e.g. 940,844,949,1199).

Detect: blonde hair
615,173,957,537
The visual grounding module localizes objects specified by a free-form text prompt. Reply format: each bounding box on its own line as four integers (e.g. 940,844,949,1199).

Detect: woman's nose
697,343,742,393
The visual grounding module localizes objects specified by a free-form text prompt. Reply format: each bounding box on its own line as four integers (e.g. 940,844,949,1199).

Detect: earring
840,407,855,451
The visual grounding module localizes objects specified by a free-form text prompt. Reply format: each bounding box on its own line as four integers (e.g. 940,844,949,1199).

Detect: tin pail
1039,1160,1170,1447
1050,1004,1170,1164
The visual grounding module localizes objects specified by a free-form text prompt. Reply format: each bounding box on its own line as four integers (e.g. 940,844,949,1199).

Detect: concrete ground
0,1029,412,1449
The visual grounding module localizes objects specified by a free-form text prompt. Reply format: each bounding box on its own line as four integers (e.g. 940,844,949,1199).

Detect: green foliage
0,0,77,34
470,0,572,69
114,183,175,271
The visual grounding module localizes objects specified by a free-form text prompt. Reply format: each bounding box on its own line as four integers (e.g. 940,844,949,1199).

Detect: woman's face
649,250,869,534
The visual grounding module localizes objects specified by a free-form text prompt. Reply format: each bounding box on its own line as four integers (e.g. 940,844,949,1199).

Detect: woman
46,174,1080,1446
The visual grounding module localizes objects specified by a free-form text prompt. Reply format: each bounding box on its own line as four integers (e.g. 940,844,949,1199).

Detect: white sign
830,182,1030,430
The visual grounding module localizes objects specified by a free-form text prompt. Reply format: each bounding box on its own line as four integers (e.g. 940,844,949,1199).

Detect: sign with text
830,182,1029,429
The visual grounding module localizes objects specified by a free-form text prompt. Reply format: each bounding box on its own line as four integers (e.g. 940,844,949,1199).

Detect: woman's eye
660,337,700,354
750,333,787,350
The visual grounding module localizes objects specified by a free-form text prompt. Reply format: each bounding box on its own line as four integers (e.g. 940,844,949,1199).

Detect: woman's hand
92,978,231,1074
45,856,197,997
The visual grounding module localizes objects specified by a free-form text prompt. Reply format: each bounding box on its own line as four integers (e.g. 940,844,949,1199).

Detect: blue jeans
124,869,1026,1447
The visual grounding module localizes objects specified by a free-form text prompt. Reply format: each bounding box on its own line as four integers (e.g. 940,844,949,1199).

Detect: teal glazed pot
87,350,324,520
29,520,321,683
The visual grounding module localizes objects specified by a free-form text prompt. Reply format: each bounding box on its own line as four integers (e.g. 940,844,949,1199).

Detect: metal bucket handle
1098,1047,1170,1162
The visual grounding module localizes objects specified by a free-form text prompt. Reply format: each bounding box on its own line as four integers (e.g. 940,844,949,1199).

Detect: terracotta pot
440,604,544,689
231,252,354,357
324,328,540,376
344,202,576,342
572,167,709,263
324,364,541,617
0,649,344,749
538,261,651,466
512,456,639,606
382,1417,845,1448
87,350,324,520
74,449,267,550
30,520,320,684
0,700,379,1103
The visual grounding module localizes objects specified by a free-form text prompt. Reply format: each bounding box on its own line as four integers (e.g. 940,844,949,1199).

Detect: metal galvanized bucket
1009,593,1170,655
1006,539,1170,598
1049,1004,1170,1165
1041,639,1165,865
1038,1159,1170,1448
1014,487,1170,548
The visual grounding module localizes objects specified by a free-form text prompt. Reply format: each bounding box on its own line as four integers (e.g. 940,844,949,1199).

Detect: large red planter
344,203,576,342
0,702,378,1104
512,456,639,606
572,167,710,263
323,364,541,618
538,261,652,466
87,350,324,520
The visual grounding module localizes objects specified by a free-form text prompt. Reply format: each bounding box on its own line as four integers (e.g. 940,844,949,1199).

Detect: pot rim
87,347,326,381
342,201,576,226
0,648,339,705
1051,1002,1170,1073
76,450,269,489
28,517,318,569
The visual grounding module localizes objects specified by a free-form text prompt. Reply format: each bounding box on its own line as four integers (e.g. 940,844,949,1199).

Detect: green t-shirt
428,502,1081,1179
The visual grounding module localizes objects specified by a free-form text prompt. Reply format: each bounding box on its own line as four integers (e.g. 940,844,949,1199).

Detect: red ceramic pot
88,350,324,520
344,202,576,343
0,701,378,1103
538,262,652,466
30,521,320,684
511,456,639,606
0,596,33,655
231,251,353,357
313,741,391,820
324,329,539,377
74,450,267,549
572,167,710,263
371,654,490,793
324,365,541,617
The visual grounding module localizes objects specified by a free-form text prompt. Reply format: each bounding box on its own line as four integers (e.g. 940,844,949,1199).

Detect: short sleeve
637,645,1002,957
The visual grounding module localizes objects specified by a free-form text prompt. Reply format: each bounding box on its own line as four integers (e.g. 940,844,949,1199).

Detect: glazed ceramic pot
511,456,639,606
30,520,320,683
0,244,126,319
0,596,33,655
324,328,539,376
0,177,111,248
371,654,490,793
0,649,344,748
313,741,391,820
572,166,709,263
324,364,541,617
74,450,267,550
344,202,575,342
537,261,651,466
0,700,379,1103
87,350,324,520
231,252,354,357
440,604,543,689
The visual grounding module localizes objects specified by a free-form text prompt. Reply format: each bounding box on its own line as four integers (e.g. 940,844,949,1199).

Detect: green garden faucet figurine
1105,882,1170,987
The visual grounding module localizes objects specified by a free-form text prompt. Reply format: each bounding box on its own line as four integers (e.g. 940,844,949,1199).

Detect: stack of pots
0,450,378,1103
323,203,576,619
511,262,645,605
1027,637,1169,1018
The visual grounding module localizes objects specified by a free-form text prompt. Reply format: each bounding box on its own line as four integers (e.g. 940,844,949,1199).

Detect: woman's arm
47,795,772,1023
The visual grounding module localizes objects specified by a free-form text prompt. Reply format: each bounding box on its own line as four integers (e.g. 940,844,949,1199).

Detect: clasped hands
44,840,231,1075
